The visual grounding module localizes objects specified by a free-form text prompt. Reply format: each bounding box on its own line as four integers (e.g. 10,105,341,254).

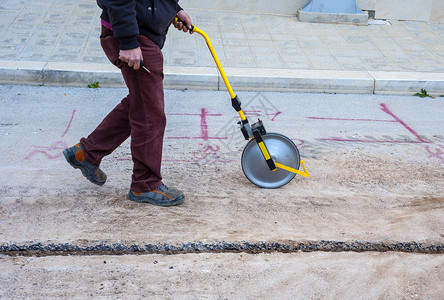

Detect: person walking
63,0,193,207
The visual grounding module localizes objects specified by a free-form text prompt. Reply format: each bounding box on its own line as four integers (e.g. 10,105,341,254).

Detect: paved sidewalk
0,0,444,94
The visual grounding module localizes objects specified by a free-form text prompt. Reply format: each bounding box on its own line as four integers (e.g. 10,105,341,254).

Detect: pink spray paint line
320,138,428,144
116,156,235,164
425,145,444,164
243,110,282,122
311,104,432,145
163,158,235,163
308,116,397,123
291,138,305,146
268,111,282,121
379,103,431,143
117,108,230,163
167,108,227,141
310,103,444,164
378,103,444,164
61,110,77,138
25,110,76,161
24,141,68,160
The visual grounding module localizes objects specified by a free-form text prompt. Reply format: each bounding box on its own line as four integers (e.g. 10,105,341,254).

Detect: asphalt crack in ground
1,240,443,257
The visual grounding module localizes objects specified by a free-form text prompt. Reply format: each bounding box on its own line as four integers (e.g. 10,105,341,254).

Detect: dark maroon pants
81,26,165,193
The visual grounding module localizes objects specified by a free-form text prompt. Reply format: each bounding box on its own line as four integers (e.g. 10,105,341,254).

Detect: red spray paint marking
167,108,227,141
308,116,397,123
243,110,261,118
291,138,305,146
163,108,232,163
24,141,69,160
379,103,430,143
243,110,282,121
308,103,444,164
320,138,428,144
25,110,76,160
200,108,210,141
425,145,444,164
310,104,432,144
163,158,235,163
115,157,131,162
267,111,282,121
61,110,76,138
117,108,232,163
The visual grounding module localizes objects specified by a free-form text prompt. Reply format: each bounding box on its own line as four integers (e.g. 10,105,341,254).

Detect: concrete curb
1,60,444,95
222,68,374,94
369,71,444,95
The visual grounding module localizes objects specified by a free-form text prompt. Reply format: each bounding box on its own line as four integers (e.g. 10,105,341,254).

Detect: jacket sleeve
102,0,140,50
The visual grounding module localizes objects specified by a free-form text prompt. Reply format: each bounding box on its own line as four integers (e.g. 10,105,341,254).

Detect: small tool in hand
114,58,150,74
140,60,150,74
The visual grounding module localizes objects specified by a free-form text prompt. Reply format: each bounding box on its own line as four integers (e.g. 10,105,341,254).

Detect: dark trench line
1,240,443,257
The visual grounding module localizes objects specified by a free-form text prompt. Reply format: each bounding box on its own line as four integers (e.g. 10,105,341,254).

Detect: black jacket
97,0,182,49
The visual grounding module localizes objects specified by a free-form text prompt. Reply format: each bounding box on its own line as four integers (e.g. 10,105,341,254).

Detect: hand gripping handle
174,17,195,32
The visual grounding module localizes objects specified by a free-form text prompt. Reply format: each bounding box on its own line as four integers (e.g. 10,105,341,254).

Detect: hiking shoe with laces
128,184,185,206
63,144,107,186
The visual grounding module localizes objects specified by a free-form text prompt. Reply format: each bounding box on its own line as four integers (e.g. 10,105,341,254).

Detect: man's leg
66,27,184,205
122,34,184,205
80,97,131,166
79,26,132,167
81,31,167,192
121,34,166,193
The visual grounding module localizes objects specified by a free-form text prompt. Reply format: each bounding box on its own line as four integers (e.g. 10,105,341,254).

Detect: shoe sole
63,148,106,186
127,191,185,207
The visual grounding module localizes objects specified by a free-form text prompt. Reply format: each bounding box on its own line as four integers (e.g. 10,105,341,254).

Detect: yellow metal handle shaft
186,23,247,121
192,27,235,98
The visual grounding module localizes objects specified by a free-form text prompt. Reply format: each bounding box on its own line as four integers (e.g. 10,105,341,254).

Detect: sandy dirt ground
0,85,443,297
1,148,443,245
1,252,444,299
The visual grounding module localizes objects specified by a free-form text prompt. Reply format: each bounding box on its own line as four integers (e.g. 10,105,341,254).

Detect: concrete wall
357,0,444,23
180,0,444,23
180,0,307,15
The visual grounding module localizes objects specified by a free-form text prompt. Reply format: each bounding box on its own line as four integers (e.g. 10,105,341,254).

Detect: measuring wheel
176,17,309,187
241,133,301,189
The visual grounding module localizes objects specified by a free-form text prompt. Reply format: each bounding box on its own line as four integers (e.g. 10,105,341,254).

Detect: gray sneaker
63,143,107,186
128,184,185,206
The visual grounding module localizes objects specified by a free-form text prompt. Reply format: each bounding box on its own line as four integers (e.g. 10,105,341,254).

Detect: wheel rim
241,133,300,189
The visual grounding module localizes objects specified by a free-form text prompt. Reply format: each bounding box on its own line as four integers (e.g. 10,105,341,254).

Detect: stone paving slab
0,0,444,94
